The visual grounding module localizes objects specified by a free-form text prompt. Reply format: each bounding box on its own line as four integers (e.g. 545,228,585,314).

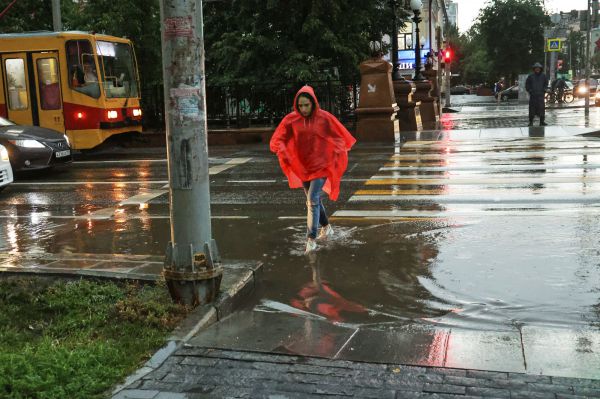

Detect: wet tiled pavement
116,348,600,398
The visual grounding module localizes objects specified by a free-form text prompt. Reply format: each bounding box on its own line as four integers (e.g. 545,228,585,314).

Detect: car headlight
578,87,588,94
10,139,45,148
0,146,8,161
63,134,70,147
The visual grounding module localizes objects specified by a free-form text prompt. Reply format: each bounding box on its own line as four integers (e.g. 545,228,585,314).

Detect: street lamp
410,0,425,81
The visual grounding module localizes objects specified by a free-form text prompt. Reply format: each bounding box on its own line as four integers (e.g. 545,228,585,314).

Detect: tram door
1,52,65,132
31,52,65,132
1,53,33,125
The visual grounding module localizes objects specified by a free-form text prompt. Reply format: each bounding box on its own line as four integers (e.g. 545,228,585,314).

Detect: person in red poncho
270,86,356,254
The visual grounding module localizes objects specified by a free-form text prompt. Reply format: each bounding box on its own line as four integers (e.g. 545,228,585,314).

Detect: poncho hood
293,85,320,116
270,86,356,201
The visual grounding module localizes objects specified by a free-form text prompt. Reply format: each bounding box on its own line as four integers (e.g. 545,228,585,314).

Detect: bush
0,277,188,399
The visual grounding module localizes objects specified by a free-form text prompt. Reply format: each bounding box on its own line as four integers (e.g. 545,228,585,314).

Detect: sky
455,0,589,32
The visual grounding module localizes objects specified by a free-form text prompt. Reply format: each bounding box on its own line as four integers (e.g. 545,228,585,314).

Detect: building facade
393,0,450,78
445,0,458,28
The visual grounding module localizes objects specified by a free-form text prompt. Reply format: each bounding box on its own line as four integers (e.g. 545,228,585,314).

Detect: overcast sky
455,0,589,32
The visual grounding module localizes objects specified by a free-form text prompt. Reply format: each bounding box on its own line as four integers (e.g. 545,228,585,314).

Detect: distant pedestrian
525,62,549,126
556,77,566,103
270,86,356,254
494,78,505,104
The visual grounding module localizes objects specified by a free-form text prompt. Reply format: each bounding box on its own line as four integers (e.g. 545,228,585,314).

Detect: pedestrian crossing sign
547,38,562,52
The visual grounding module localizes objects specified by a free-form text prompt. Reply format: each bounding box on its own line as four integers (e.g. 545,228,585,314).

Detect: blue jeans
303,178,329,239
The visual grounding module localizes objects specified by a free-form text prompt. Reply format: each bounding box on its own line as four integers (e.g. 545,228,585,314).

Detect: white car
0,144,14,191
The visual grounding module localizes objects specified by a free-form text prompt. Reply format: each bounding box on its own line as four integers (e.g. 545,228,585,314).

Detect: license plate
55,150,71,158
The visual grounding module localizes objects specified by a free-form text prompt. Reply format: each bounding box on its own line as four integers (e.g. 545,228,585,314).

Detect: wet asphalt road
3,110,600,375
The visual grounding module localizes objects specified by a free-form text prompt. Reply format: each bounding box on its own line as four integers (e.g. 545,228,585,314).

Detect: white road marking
119,190,167,205
348,194,600,203
88,208,117,219
73,159,167,164
331,208,600,218
0,214,250,220
380,164,600,172
33,157,255,218
367,176,600,185
227,180,277,184
11,181,168,186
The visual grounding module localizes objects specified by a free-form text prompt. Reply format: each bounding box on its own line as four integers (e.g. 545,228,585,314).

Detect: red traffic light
443,48,452,63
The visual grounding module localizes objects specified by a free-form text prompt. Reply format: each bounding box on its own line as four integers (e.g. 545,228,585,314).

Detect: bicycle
545,90,574,104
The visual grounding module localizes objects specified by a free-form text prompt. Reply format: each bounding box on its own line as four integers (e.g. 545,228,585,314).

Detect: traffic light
443,48,453,64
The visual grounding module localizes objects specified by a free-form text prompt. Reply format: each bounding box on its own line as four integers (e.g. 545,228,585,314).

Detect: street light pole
51,0,61,31
586,0,591,116
390,0,402,81
159,0,222,306
411,0,425,81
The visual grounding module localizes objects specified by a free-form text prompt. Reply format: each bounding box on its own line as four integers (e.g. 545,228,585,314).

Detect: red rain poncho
269,86,356,201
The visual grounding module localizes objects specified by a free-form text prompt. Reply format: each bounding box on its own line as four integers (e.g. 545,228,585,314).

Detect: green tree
563,30,584,77
203,0,406,85
62,0,162,88
477,0,550,82
0,0,53,32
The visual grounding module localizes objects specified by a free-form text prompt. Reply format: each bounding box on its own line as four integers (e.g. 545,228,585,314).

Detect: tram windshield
96,41,139,98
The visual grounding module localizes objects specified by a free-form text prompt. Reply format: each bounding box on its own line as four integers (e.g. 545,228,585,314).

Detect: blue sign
387,48,431,71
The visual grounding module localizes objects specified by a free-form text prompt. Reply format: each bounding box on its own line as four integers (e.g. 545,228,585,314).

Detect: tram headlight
132,108,142,117
107,110,118,119
10,139,45,148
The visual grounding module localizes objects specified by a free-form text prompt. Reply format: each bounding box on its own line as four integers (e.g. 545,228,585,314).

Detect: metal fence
141,79,359,130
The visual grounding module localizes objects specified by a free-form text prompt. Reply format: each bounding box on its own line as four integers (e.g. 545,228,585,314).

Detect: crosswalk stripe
365,177,600,185
348,195,600,203
355,189,445,195
380,163,600,171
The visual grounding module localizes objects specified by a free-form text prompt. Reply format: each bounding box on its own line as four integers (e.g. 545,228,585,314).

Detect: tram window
36,58,61,110
96,41,140,98
5,59,28,110
66,40,100,99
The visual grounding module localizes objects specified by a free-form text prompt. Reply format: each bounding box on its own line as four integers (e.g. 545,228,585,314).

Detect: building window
399,33,413,50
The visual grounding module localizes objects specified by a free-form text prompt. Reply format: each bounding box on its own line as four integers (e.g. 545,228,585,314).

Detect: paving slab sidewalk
114,348,600,399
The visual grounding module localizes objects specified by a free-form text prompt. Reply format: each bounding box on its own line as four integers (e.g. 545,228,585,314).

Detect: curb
110,260,263,397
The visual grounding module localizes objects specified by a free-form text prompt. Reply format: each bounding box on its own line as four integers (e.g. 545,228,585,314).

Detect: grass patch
0,277,189,399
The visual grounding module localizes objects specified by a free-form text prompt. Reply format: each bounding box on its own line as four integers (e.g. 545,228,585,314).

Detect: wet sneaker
305,238,317,254
317,224,334,240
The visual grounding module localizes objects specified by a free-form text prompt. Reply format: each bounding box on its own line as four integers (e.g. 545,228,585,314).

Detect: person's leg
528,100,534,125
304,178,326,239
318,200,329,227
539,97,547,125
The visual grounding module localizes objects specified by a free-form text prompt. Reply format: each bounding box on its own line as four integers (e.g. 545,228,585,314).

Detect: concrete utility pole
159,0,222,306
586,0,592,116
51,0,62,31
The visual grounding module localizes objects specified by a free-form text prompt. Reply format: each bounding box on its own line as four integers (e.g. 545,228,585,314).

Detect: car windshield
0,117,15,127
96,41,140,98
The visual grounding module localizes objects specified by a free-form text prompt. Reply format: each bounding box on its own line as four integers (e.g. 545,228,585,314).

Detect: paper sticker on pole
547,38,562,52
164,16,194,38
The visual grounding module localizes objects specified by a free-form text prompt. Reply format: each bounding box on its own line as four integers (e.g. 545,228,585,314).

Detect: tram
0,31,142,149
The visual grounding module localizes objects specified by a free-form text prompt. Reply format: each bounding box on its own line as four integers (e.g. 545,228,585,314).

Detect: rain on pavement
2,121,600,376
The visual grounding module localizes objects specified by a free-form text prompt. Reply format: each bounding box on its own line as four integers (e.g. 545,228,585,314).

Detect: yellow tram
0,31,142,149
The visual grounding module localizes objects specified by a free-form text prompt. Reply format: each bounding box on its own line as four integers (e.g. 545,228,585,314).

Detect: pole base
164,267,223,307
